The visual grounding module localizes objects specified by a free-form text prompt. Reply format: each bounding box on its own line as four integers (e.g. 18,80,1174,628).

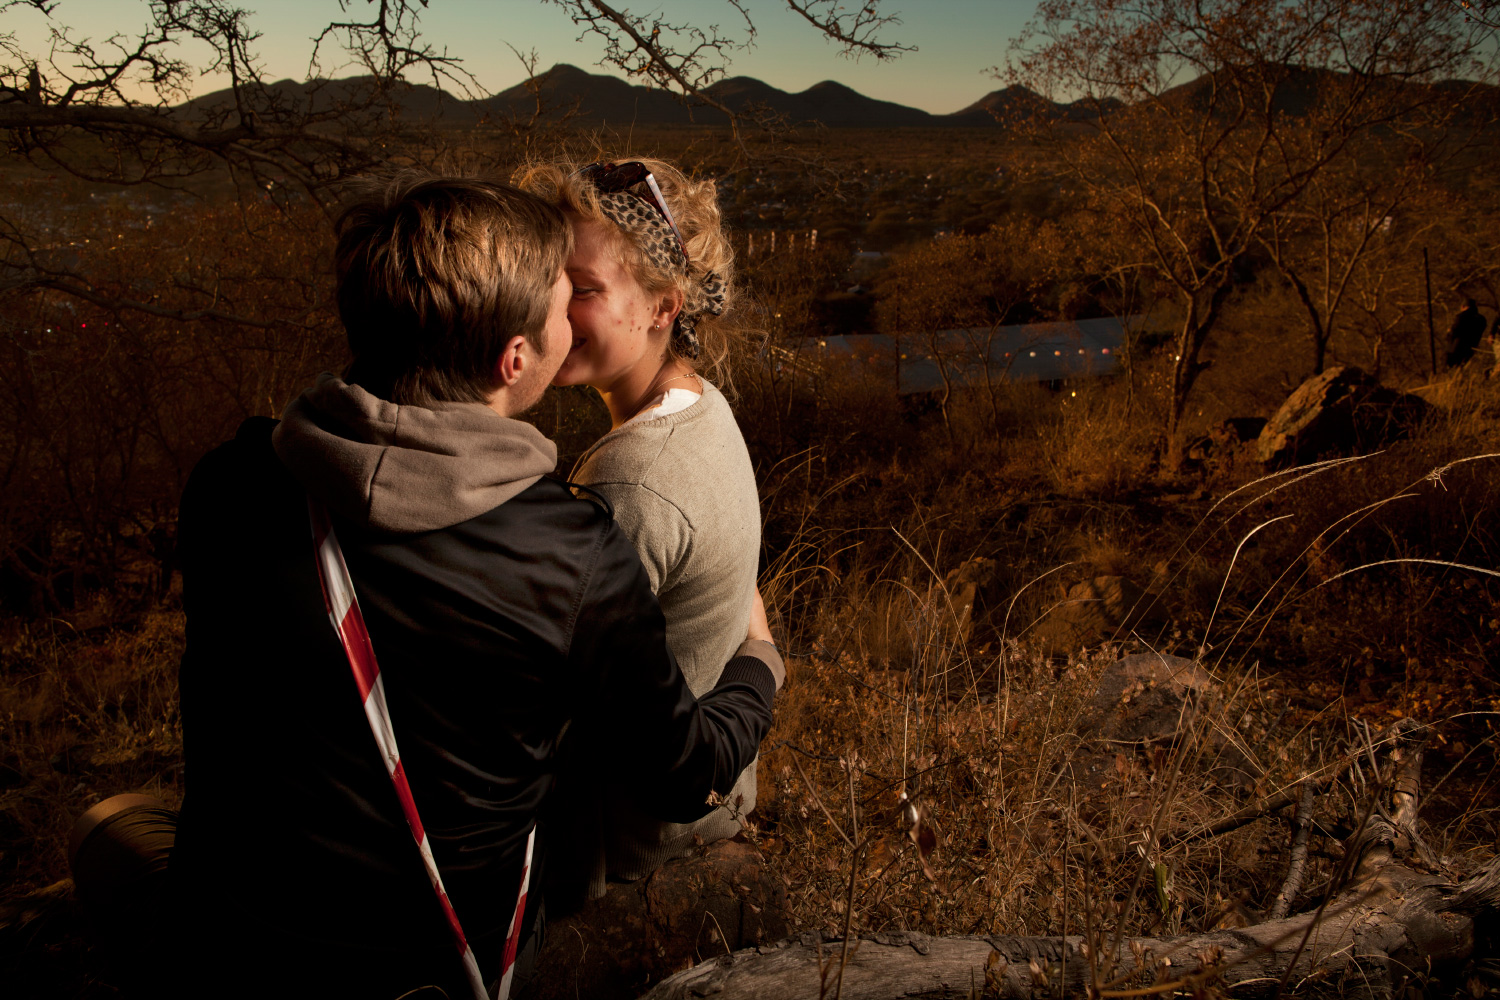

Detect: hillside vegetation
3,3,1500,990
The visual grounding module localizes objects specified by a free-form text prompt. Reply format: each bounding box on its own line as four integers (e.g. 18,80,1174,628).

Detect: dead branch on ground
644,717,1491,1000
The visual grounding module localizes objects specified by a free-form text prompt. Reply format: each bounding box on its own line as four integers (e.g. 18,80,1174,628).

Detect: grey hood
272,373,558,533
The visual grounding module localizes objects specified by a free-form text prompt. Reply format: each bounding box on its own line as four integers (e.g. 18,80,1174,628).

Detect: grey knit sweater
572,380,762,887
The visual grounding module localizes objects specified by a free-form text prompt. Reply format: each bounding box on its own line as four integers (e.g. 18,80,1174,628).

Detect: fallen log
644,856,1490,999
643,719,1495,999
643,861,1485,999
1268,781,1315,921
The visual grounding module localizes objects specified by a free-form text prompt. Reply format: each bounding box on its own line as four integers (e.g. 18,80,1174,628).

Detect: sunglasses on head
578,161,689,264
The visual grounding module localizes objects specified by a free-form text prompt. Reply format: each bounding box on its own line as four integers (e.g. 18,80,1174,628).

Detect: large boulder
1074,653,1260,790
523,838,791,1000
1079,652,1215,745
1255,366,1427,468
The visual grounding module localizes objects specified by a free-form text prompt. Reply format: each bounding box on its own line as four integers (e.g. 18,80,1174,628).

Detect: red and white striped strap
308,497,535,1000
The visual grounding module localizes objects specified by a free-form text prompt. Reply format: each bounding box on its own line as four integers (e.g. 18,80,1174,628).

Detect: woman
517,158,763,894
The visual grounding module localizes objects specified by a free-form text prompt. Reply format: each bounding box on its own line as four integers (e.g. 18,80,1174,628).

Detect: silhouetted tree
1007,0,1499,464
0,0,911,610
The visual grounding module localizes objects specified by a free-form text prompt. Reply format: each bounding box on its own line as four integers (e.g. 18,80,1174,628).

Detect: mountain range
182,62,1091,129
182,62,1495,130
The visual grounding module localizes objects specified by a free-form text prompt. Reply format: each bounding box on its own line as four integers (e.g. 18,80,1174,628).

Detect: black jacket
170,417,774,996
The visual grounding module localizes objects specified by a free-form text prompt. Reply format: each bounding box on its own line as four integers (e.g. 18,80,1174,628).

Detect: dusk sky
8,0,1036,114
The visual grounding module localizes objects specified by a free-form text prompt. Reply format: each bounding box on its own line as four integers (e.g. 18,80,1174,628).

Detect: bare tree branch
546,0,750,127
783,0,913,60
1444,0,1500,30
546,0,909,138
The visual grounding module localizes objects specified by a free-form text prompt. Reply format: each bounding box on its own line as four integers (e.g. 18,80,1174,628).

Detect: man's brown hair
336,173,573,406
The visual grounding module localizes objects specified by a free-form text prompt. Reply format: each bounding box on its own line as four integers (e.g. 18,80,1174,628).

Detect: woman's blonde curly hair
514,156,752,394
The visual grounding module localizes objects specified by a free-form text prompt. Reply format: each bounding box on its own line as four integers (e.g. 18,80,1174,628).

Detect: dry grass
742,367,1500,986
0,607,184,878
1032,385,1163,497
754,639,1288,940
1,361,1497,997
0,606,183,997
754,595,1496,938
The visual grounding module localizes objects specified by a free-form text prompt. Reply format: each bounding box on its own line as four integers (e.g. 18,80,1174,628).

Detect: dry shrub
754,576,1495,962
0,607,184,888
0,198,344,616
1032,380,1161,496
749,373,1500,949
752,589,1320,945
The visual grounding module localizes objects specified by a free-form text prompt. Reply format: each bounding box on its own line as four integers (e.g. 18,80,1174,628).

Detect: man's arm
566,518,779,824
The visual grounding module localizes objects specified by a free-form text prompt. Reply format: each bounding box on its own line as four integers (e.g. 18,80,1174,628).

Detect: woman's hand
748,586,773,644
745,587,785,691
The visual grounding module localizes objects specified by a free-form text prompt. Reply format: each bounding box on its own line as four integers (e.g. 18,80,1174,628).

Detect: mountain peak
181,63,1053,128
536,63,591,81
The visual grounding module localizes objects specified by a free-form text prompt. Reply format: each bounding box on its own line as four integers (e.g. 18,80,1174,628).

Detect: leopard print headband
598,190,726,361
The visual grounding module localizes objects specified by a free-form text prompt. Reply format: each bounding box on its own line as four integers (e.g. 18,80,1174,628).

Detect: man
1445,297,1487,370
165,175,782,997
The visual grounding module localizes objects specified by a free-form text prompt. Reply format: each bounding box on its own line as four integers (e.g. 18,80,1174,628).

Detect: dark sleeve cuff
714,656,776,706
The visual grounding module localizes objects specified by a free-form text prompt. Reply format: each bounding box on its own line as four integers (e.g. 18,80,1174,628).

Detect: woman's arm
581,479,689,595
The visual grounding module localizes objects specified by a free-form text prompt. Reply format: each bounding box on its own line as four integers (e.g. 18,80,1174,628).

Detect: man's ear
653,288,685,331
495,334,528,387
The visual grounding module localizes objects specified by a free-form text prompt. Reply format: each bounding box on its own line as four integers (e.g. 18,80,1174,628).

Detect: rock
1218,416,1269,443
1255,366,1428,468
1186,417,1268,464
929,556,997,645
1080,652,1215,745
1030,575,1164,653
523,838,792,1000
1079,654,1260,787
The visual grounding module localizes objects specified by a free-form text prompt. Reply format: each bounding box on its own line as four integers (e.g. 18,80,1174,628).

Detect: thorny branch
546,0,909,134
1268,781,1314,920
1445,0,1500,30
1,3,450,312
0,1,472,200
547,0,747,125
311,0,483,99
783,1,912,60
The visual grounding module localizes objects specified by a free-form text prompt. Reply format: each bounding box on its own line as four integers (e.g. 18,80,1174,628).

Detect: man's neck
486,384,542,420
